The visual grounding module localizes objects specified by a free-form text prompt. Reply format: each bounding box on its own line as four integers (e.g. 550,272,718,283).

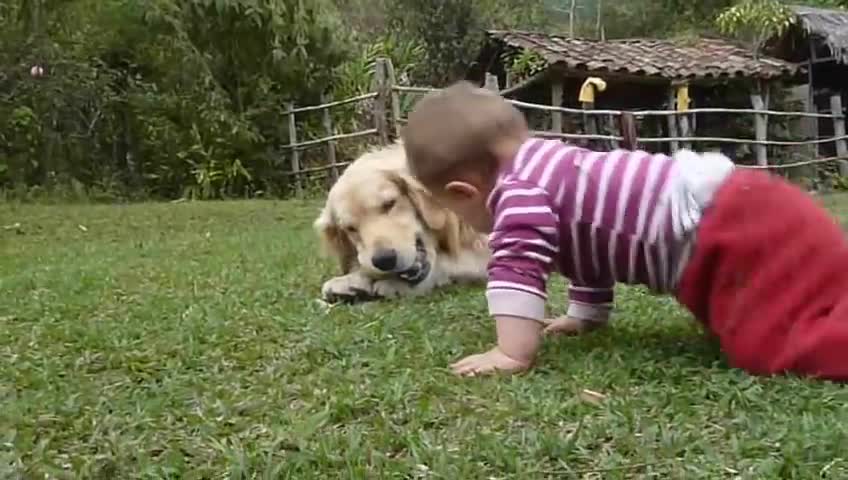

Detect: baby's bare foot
543,316,607,336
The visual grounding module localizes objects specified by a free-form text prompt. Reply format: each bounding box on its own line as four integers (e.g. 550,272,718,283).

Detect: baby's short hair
402,81,527,186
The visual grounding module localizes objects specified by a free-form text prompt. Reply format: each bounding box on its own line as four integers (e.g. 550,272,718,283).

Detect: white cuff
487,289,546,321
566,301,612,323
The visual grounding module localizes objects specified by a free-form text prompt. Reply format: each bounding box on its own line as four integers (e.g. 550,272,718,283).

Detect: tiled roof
488,30,801,81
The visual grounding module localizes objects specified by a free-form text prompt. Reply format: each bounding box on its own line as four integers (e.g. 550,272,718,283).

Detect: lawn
2,195,848,479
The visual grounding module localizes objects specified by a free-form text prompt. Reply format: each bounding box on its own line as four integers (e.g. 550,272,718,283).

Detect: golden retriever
314,142,490,302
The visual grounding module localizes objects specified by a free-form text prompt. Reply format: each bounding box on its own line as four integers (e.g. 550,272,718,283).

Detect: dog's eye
381,199,396,212
344,225,357,234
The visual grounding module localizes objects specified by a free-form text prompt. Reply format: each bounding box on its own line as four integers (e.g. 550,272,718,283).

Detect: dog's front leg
321,270,379,303
371,278,416,299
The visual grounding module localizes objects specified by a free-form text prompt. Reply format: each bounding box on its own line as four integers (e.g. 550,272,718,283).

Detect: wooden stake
551,79,564,134
484,73,500,92
384,58,402,140
286,102,302,196
582,101,598,149
667,87,679,152
831,93,847,158
373,58,389,145
808,40,820,158
619,112,638,150
750,83,770,166
321,93,339,183
569,0,577,37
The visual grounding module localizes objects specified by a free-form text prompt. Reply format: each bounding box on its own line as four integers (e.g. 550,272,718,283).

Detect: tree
716,0,796,58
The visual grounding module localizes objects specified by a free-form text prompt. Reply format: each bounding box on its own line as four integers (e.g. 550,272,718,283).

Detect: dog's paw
321,274,377,304
371,279,415,299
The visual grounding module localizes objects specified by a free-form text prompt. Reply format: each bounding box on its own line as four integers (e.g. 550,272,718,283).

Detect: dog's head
314,167,476,285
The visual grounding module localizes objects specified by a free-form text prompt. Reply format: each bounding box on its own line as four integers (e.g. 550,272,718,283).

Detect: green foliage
504,50,548,85
1,0,355,200
716,0,796,58
385,0,556,86
3,0,843,201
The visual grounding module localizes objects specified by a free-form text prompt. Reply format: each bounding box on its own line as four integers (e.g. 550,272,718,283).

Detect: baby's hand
450,347,531,377
542,316,607,336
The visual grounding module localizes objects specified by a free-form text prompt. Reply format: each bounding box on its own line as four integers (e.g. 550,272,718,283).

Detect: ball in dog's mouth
397,236,431,285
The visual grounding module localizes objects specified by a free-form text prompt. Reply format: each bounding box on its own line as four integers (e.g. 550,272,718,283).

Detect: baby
401,80,848,381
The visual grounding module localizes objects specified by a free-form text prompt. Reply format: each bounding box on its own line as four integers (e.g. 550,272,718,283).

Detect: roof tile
488,31,801,81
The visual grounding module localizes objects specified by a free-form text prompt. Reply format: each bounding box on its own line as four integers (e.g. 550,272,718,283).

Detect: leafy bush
0,0,356,200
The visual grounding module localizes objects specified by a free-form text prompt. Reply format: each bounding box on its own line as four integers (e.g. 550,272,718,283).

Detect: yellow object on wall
578,77,607,103
676,84,690,112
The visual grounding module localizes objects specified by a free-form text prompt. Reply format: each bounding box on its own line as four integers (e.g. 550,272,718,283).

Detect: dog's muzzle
397,236,431,286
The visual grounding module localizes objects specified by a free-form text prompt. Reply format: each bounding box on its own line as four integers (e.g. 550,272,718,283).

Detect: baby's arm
451,180,558,377
451,315,544,376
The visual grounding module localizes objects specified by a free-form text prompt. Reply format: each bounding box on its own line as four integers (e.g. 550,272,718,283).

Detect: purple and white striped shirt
486,138,701,323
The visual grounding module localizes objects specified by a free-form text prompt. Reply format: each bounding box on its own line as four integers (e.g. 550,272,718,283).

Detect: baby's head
402,81,529,233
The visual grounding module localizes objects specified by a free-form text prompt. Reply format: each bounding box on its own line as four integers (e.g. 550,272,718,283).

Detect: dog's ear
438,212,486,257
390,172,447,231
313,207,357,274
391,172,482,255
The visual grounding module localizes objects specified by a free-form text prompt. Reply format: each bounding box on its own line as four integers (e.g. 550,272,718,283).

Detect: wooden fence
283,57,848,194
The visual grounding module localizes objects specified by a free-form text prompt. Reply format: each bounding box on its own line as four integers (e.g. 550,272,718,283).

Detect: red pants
677,169,848,381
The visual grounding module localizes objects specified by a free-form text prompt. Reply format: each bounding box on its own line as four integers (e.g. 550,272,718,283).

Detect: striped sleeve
486,181,559,321
566,281,614,324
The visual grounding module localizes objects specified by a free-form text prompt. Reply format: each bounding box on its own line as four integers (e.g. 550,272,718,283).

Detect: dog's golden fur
314,142,489,301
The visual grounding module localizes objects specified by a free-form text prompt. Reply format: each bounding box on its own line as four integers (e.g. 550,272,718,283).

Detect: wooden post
831,93,847,158
678,114,691,150
484,73,500,92
286,102,302,196
372,58,389,145
750,83,770,167
569,0,577,37
321,93,339,183
385,58,402,140
808,40,820,158
551,79,564,134
619,112,637,151
667,87,680,152
673,82,692,150
607,114,619,149
582,101,598,149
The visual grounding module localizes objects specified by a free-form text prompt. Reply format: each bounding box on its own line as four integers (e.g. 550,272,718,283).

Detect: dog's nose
371,249,398,272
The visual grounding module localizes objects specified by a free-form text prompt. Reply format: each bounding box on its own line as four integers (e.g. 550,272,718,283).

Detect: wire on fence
391,85,844,120
281,161,356,177
286,92,378,114
279,65,847,185
532,130,624,142
639,134,848,146
737,156,848,170
393,85,440,94
284,129,378,151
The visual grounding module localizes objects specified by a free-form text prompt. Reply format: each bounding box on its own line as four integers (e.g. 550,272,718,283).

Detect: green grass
2,195,848,479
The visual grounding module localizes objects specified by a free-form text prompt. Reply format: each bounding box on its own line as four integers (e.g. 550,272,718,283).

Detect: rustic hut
768,5,848,159
467,30,803,161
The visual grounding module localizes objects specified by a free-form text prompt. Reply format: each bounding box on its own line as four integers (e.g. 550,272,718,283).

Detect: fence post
384,58,402,140
321,93,339,183
667,87,680,152
551,78,564,135
750,83,770,166
484,73,500,92
674,83,692,150
373,58,390,145
286,102,302,196
831,93,847,158
619,112,638,150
